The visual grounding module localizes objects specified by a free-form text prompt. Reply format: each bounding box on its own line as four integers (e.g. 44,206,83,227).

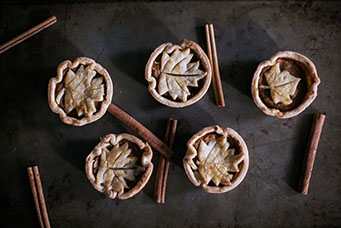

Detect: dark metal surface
0,1,340,227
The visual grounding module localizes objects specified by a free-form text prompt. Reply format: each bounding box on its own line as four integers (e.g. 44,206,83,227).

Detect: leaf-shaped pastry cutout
95,143,145,194
197,136,244,186
158,48,207,102
57,65,105,118
263,63,301,105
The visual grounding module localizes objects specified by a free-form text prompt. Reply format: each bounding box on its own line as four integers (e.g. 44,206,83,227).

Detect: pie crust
48,57,113,126
85,133,153,200
145,39,212,108
183,125,249,193
252,51,320,118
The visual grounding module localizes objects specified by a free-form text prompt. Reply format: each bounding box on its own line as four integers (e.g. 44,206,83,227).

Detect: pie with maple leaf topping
48,57,113,126
183,125,249,193
85,133,153,199
252,51,320,118
145,39,212,108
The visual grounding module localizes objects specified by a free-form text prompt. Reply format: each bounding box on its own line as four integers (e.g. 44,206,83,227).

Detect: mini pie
48,57,113,126
183,125,249,193
252,51,320,118
145,39,212,108
85,133,153,199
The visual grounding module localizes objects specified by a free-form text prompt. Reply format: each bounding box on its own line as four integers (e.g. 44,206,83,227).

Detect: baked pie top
145,39,212,108
183,126,249,194
252,51,320,118
48,57,113,126
85,133,153,200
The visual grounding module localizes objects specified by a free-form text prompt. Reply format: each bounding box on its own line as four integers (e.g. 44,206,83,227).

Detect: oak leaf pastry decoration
145,39,212,108
252,51,320,118
48,57,113,126
183,125,249,194
261,62,301,105
86,133,153,200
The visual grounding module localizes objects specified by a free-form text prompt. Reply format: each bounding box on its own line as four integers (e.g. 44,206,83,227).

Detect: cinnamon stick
0,16,57,55
153,118,177,204
27,167,44,228
298,113,326,195
33,166,51,228
205,24,219,104
153,119,171,203
206,24,225,107
161,119,177,203
107,103,173,160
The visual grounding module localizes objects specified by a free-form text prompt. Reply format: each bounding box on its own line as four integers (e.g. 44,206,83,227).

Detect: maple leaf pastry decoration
183,126,249,194
145,39,212,108
48,57,113,126
85,133,153,200
158,48,206,102
252,51,320,119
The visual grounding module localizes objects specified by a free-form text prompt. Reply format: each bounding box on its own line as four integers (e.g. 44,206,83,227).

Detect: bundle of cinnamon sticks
27,166,51,228
205,24,225,107
153,118,178,204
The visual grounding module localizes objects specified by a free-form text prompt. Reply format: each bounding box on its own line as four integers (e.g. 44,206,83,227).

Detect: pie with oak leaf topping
85,133,153,199
183,125,249,193
48,57,113,126
252,51,320,118
145,39,212,108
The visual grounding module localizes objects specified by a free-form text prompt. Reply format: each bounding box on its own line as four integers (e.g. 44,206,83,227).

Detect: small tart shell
48,57,113,126
145,39,212,108
183,125,249,194
252,51,320,118
85,133,153,200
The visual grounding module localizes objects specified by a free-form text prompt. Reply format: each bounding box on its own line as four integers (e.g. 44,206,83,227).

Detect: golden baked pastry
145,39,212,108
183,125,249,193
48,57,113,126
85,133,153,200
252,51,320,118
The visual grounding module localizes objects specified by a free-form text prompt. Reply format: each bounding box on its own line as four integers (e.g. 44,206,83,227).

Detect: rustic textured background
0,1,340,227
